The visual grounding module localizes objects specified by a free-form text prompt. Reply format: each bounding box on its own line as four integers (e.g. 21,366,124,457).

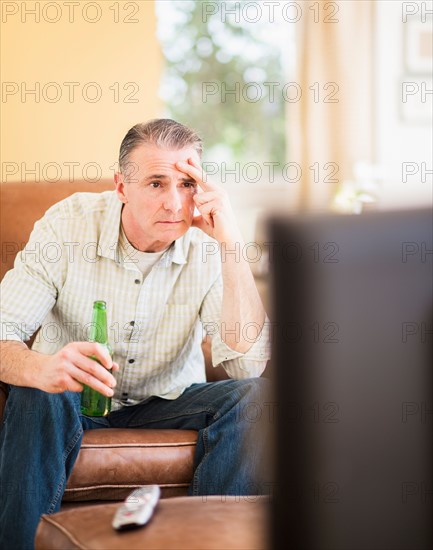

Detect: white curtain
287,0,375,211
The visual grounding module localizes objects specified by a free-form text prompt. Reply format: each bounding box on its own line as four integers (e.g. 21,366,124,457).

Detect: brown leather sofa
0,180,230,506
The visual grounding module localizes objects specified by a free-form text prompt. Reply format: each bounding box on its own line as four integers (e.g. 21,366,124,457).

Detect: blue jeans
0,378,272,549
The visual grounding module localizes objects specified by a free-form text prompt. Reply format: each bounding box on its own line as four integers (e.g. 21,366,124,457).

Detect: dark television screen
268,208,432,550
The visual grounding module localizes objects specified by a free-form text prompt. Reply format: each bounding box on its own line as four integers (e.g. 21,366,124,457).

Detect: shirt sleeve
0,214,65,343
199,273,272,379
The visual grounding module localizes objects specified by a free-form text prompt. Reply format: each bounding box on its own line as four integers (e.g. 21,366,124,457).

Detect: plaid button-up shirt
0,191,271,409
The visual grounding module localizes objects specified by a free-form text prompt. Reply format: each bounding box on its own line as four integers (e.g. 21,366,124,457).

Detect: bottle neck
89,304,108,344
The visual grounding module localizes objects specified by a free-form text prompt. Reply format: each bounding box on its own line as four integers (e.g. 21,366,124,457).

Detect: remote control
112,485,161,531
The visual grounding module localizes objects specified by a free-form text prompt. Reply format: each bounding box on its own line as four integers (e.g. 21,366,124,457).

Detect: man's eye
183,181,196,188
150,181,161,188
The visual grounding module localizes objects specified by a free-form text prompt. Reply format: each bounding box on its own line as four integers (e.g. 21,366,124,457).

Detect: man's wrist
18,346,46,389
218,231,245,249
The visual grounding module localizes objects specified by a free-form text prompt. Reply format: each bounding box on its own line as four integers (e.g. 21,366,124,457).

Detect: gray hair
118,118,203,176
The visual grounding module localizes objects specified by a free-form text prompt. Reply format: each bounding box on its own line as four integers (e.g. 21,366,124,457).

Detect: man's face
115,144,200,252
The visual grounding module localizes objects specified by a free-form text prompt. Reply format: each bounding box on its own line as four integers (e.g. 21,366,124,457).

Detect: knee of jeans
236,377,271,404
230,378,273,423
6,386,80,420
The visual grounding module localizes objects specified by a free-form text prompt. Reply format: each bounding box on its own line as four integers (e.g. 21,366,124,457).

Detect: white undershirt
119,225,168,279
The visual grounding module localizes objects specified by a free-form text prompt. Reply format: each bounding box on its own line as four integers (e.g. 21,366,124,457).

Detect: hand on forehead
175,156,218,193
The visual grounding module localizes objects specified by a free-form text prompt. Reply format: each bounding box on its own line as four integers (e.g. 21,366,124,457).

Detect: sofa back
1,180,114,280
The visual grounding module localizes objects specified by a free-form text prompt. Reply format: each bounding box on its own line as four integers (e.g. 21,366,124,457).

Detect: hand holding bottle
38,341,118,396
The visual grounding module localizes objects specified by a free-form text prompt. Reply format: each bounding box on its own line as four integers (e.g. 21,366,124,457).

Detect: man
0,119,271,548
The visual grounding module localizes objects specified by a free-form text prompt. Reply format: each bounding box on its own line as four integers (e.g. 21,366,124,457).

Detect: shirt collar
161,237,187,266
98,191,188,266
98,191,123,262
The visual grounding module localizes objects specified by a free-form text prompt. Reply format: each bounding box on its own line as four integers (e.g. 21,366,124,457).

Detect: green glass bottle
80,300,113,416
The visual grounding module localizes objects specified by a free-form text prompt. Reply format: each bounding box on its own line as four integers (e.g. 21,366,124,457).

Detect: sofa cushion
64,429,198,501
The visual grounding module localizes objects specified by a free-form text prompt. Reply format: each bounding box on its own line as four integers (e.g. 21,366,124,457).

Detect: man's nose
163,188,183,212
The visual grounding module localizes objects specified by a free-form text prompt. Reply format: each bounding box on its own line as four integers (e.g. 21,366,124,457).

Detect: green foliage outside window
156,0,287,166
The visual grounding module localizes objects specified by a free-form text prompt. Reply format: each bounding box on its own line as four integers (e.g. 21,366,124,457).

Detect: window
156,0,290,168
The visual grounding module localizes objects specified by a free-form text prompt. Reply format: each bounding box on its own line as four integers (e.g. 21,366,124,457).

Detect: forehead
128,144,200,173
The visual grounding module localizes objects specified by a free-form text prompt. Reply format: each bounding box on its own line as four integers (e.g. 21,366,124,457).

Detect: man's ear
114,172,128,204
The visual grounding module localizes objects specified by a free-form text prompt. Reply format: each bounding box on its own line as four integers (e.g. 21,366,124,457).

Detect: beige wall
1,0,162,183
